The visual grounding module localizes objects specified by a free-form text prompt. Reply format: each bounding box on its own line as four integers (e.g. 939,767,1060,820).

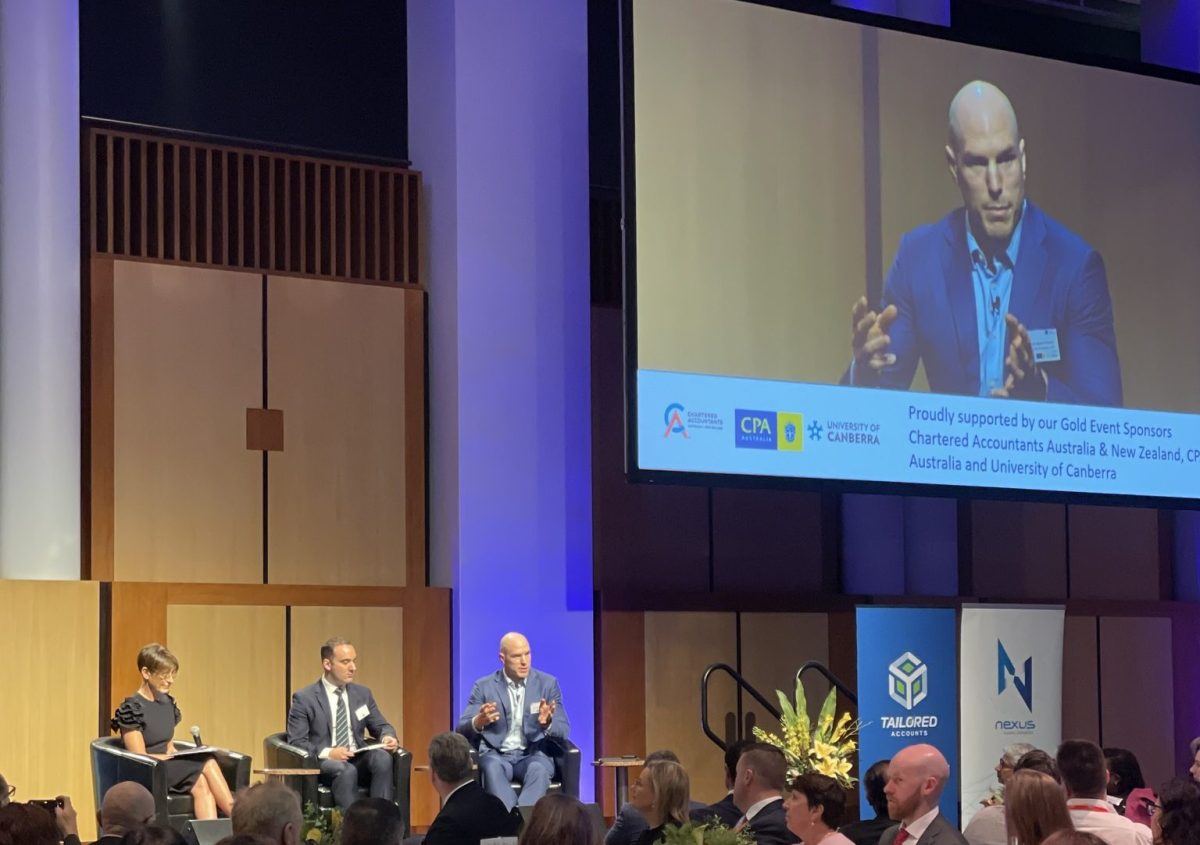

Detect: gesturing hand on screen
850,296,898,383
991,314,1047,400
537,698,556,727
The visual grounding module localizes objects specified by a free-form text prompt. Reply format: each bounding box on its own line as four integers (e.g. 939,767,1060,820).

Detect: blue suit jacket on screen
456,669,570,753
286,680,396,757
868,201,1122,406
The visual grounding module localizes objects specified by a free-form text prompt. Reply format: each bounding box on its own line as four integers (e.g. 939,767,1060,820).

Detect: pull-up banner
856,607,959,826
959,605,1064,828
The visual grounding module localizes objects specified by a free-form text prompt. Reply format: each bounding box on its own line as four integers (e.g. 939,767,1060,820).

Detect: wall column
409,0,595,798
0,0,81,578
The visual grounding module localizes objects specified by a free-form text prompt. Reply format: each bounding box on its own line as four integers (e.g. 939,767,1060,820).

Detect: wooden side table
253,767,321,797
593,757,643,807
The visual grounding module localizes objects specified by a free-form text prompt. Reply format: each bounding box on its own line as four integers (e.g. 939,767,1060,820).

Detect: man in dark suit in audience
423,731,520,845
690,739,755,828
878,744,967,845
286,637,400,810
841,760,893,845
728,743,793,845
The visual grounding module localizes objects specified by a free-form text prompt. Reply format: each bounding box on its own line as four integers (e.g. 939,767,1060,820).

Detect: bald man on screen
879,744,967,845
847,81,1121,407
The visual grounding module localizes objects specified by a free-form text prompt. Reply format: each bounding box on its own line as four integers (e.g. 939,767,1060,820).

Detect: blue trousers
319,748,394,810
477,748,554,810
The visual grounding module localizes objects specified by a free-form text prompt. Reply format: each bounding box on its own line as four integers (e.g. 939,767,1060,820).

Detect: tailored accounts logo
734,409,804,451
889,652,928,710
998,640,1033,712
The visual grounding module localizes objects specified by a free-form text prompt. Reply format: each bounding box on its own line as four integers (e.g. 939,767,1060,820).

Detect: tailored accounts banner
856,606,960,826
959,605,1064,827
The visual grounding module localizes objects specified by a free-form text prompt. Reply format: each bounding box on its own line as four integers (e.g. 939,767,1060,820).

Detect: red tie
894,828,911,845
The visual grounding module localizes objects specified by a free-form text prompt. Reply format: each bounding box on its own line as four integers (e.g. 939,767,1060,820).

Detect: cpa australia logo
888,652,928,711
998,640,1033,712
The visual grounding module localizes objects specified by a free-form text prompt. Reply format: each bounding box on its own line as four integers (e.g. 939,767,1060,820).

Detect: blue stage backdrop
856,607,960,826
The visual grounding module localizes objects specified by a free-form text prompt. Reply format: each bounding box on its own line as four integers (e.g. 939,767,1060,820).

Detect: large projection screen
627,0,1200,502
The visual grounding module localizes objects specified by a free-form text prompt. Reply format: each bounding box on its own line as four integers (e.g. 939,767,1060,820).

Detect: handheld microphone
190,725,203,747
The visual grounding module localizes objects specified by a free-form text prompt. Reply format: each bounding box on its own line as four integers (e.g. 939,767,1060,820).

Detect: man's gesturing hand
537,698,556,728
472,701,501,732
990,314,1047,400
851,296,898,384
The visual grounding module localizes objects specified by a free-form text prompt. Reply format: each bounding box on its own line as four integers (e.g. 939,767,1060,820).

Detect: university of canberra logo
998,640,1033,712
663,403,688,439
888,652,928,710
734,410,804,451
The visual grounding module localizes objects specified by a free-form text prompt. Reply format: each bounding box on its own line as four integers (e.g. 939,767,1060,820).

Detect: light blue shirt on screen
966,200,1025,396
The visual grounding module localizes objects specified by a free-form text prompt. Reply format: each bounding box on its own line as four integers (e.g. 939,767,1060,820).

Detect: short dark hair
121,826,187,845
430,732,473,784
1057,740,1107,797
321,637,352,661
739,743,788,792
137,643,179,676
788,773,849,829
863,760,890,818
519,793,598,845
1016,750,1061,783
1158,777,1200,845
1102,748,1145,798
724,739,755,782
341,797,404,845
0,803,59,845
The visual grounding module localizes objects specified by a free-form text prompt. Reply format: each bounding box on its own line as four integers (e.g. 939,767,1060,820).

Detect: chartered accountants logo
734,409,804,452
998,640,1033,712
663,403,688,439
889,651,928,710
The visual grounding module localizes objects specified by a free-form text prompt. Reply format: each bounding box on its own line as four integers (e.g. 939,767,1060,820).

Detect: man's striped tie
335,687,351,748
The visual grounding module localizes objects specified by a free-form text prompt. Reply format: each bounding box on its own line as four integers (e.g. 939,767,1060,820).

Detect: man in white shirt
729,743,792,845
1057,740,1152,845
879,744,967,845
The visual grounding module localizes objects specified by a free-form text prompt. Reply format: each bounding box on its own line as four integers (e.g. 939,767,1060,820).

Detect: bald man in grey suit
878,744,967,845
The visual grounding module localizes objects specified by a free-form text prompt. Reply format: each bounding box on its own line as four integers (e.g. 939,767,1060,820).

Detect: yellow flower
306,830,323,843
812,740,837,761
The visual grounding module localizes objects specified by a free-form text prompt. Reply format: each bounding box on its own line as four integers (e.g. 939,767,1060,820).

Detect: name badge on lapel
1027,328,1061,363
529,703,540,715
355,704,370,720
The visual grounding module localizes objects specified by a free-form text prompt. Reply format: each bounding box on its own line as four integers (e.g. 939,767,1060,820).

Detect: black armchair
467,737,581,801
90,737,251,833
263,732,413,837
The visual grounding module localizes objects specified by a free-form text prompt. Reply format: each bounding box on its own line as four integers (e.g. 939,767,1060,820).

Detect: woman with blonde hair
112,643,234,820
1005,770,1073,845
629,760,690,845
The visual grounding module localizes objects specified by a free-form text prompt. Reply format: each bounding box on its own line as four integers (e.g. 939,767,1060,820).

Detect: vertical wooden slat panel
88,132,98,254
330,166,338,277
343,166,351,279
373,170,381,281
122,135,131,255
253,155,261,270
173,141,181,260
268,156,276,271
105,133,115,253
188,142,197,263
384,172,394,282
299,158,307,275
284,160,291,273
237,152,245,267
358,168,366,279
400,174,410,285
155,141,164,259
139,138,148,256
205,147,214,264
314,163,322,276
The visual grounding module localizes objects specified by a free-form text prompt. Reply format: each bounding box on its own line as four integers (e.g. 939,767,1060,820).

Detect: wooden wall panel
1069,506,1161,600
1062,615,1100,742
644,613,736,805
266,275,412,586
110,583,170,713
0,582,100,841
739,613,830,741
112,260,263,582
165,605,287,774
288,607,405,742
712,491,828,593
90,258,117,580
400,589,451,827
1099,616,1174,788
598,612,647,816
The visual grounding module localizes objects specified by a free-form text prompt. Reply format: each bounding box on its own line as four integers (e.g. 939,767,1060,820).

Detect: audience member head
997,743,1039,786
0,774,9,809
231,782,302,845
863,760,890,819
1057,740,1108,799
121,826,187,845
1042,832,1108,845
341,797,404,845
0,802,59,845
885,743,951,824
1004,770,1072,845
732,743,788,812
784,773,848,842
630,760,689,828
518,793,598,845
646,749,680,766
429,731,474,798
1154,777,1200,845
723,739,754,790
1015,749,1061,783
1187,739,1200,785
1103,748,1145,799
101,781,156,837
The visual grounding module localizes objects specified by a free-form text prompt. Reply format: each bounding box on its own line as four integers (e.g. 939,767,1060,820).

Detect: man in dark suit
879,744,967,845
848,81,1121,407
457,632,570,809
286,637,400,810
690,739,754,828
423,731,520,845
841,760,893,845
723,743,794,845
